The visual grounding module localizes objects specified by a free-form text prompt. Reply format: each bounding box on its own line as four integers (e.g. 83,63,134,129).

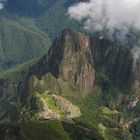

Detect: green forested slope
0,17,51,71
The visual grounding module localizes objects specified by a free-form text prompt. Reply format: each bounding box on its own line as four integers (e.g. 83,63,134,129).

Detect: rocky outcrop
27,72,82,121
52,94,81,119
35,92,81,120
59,31,95,93
123,95,140,109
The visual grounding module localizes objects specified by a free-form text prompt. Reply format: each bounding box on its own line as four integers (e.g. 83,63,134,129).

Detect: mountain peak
61,28,90,51
35,29,95,93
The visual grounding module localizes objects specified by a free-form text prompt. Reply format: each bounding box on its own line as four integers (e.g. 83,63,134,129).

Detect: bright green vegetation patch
47,97,60,112
33,92,60,113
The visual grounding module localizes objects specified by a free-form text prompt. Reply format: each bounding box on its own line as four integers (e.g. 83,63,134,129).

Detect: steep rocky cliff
0,29,140,139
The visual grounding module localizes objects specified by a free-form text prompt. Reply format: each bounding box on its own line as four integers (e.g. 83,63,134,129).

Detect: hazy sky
68,0,140,33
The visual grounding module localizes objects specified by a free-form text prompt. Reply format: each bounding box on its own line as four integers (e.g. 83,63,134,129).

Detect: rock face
91,38,134,89
34,29,95,93
59,31,95,93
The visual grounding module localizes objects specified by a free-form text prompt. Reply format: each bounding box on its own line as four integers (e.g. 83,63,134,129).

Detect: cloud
0,3,3,10
68,0,140,34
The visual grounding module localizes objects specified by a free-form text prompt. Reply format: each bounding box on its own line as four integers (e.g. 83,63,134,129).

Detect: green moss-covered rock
27,91,81,120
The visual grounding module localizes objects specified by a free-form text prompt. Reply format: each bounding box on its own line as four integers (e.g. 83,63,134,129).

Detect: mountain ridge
0,17,51,71
0,29,139,139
